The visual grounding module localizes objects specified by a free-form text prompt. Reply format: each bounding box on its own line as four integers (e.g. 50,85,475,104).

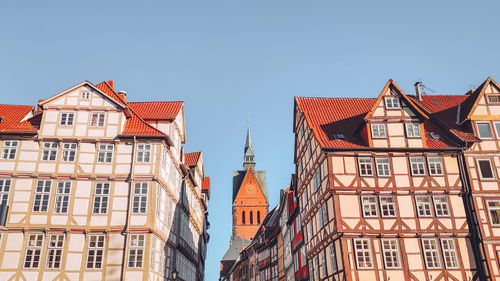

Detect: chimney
107,80,114,90
117,91,127,101
414,82,423,101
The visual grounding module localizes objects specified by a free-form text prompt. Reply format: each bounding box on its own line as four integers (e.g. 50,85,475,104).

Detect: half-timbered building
0,80,210,281
294,80,477,281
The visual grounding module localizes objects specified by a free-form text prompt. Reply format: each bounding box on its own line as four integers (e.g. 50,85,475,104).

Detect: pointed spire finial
243,119,255,170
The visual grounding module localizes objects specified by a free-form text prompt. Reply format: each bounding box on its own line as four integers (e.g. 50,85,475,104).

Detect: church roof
232,169,268,203
221,235,251,261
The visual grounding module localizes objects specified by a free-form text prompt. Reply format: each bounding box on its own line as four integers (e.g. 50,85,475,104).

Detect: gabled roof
128,101,183,120
232,168,268,203
202,177,210,199
0,105,34,132
461,77,500,124
184,152,201,167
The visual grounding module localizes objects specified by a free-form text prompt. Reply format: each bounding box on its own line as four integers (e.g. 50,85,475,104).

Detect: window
440,238,458,269
487,200,500,226
477,122,493,139
46,234,64,269
41,142,59,161
307,144,313,159
81,92,90,100
93,183,110,214
405,123,421,138
379,196,396,217
354,239,373,269
0,179,11,205
24,234,44,268
381,239,401,269
33,180,51,212
427,157,443,176
358,157,374,176
477,159,495,180
375,158,390,177
128,234,145,268
60,112,74,126
319,250,327,277
250,211,253,224
371,123,386,138
494,122,500,138
488,95,500,103
90,112,105,127
433,196,450,217
421,238,441,269
242,211,246,224
361,196,377,218
86,235,105,269
257,211,261,224
137,144,151,163
320,203,328,228
97,144,114,163
61,143,77,162
133,182,148,214
54,181,71,214
384,97,401,109
410,157,426,176
416,196,432,217
313,168,322,191
2,140,18,160
330,243,338,273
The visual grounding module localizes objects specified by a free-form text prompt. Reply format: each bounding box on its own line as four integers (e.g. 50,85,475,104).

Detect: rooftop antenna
414,80,436,100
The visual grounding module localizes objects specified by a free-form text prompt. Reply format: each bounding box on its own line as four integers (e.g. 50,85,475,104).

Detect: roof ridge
128,101,184,103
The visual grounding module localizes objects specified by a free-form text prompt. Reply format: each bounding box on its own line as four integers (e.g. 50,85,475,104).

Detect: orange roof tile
0,105,34,132
128,101,183,120
202,177,210,198
184,152,201,167
296,96,459,149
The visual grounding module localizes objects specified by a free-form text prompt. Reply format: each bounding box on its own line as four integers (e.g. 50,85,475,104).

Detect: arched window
250,211,253,224
242,211,246,224
257,211,261,224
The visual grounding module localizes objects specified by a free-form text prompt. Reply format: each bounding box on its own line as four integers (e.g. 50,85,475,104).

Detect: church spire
243,126,255,170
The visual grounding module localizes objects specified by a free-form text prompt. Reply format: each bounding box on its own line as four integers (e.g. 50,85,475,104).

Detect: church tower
231,127,269,240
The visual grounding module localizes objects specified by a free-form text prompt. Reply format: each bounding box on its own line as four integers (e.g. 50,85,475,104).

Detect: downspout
457,149,491,281
120,136,137,281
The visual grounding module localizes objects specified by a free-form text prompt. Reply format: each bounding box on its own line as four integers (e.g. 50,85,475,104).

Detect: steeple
243,126,255,170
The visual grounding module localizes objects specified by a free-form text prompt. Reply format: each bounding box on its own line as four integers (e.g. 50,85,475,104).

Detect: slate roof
221,235,251,261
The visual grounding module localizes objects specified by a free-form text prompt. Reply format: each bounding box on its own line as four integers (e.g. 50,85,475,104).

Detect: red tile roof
202,177,210,198
296,96,460,149
184,152,201,167
128,102,183,120
0,105,34,132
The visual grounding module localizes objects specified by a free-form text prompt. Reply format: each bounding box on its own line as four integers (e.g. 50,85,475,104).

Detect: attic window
0,117,3,123
430,100,443,105
81,92,90,100
487,95,500,103
333,133,345,140
429,132,442,140
384,97,401,109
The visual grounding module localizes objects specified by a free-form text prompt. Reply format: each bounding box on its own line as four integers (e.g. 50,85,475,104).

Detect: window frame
440,238,459,269
381,239,401,269
46,234,65,269
405,122,421,138
132,182,148,214
421,238,441,270
0,179,11,206
128,234,145,268
136,144,151,163
92,182,110,214
375,158,391,177
61,143,77,162
427,156,444,176
371,123,387,139
379,196,397,218
80,92,90,100
54,181,71,214
86,234,105,269
41,142,59,161
433,195,450,217
409,156,426,176
97,144,114,163
358,157,374,177
477,158,496,180
59,112,75,126
384,97,401,110
2,140,18,160
361,196,378,218
353,239,373,269
494,121,500,139
24,234,44,269
415,195,433,217
476,121,493,139
90,112,106,127
33,180,52,212
486,200,500,227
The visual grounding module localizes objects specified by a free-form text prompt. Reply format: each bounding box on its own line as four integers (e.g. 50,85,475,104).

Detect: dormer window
384,97,401,109
405,123,421,138
487,95,500,103
371,124,386,138
429,132,442,140
333,133,345,140
476,122,493,139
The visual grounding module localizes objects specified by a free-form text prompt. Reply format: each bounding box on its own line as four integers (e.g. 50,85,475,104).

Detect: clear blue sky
2,1,500,279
